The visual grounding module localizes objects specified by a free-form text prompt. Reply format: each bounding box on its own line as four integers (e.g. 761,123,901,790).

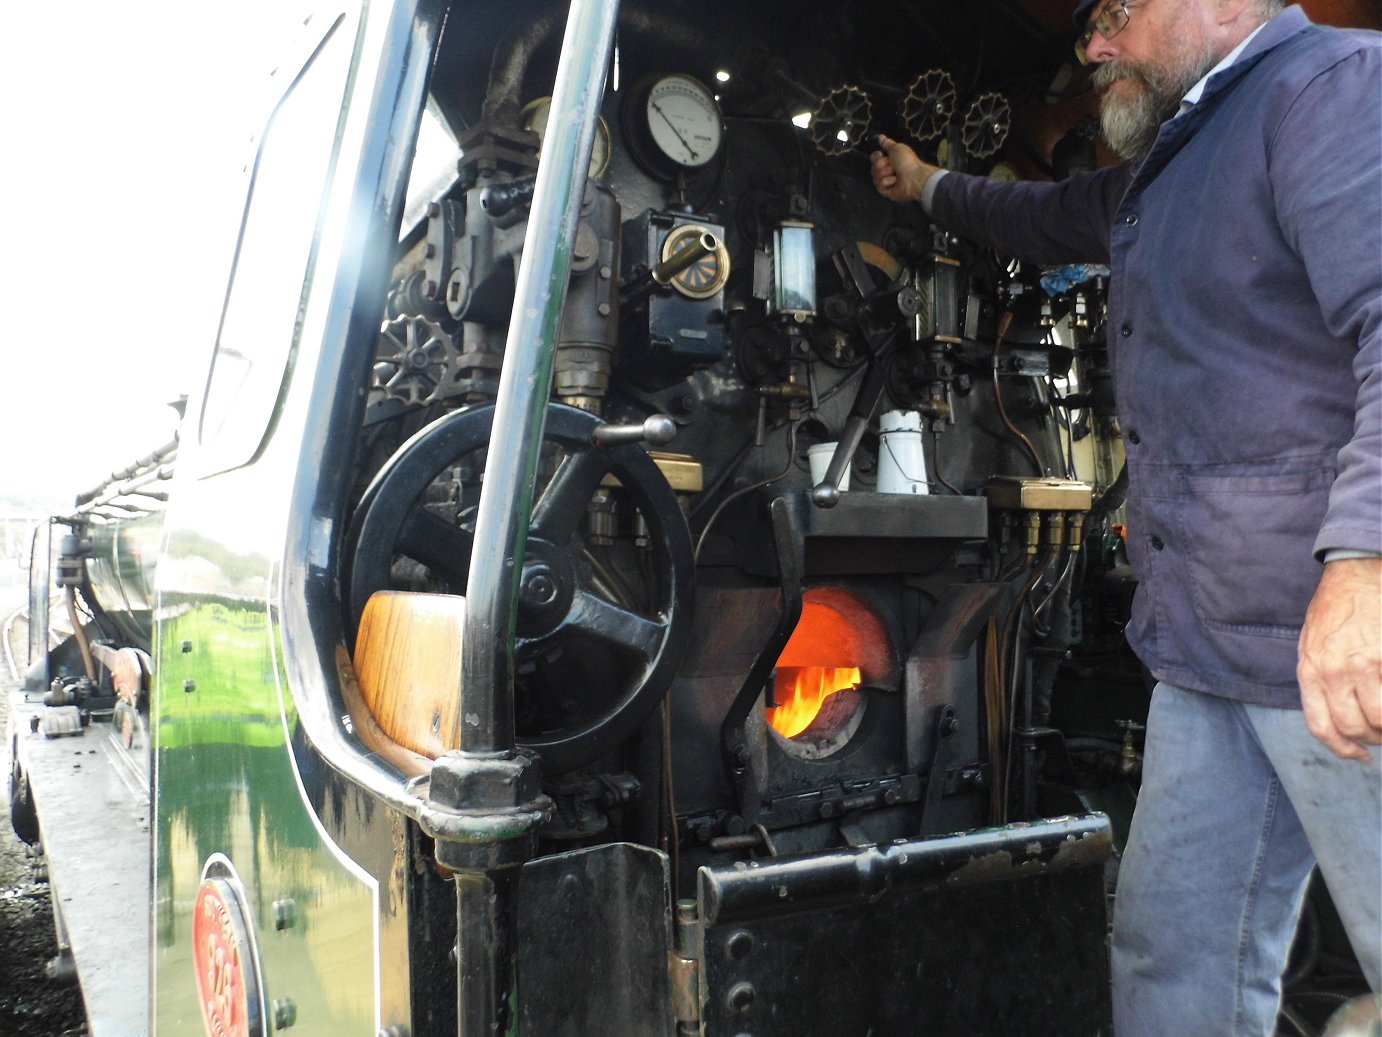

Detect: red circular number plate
192,879,254,1037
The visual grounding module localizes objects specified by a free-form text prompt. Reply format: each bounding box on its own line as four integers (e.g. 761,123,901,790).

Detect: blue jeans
1111,682,1382,1037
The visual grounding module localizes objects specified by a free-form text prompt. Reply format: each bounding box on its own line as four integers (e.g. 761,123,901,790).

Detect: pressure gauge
520,96,612,179
625,74,724,178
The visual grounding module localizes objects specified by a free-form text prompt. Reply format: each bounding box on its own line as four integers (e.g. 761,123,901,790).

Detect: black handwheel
345,403,694,774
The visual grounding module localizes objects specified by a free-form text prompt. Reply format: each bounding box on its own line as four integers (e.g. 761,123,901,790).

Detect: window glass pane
198,15,353,468
401,100,462,235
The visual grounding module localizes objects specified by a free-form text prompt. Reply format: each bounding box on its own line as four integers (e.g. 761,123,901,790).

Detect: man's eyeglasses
1075,0,1139,65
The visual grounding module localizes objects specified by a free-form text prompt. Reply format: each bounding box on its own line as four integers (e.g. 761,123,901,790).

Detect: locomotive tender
11,0,1365,1033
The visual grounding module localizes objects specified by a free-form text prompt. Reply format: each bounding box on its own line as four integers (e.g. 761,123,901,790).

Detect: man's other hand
1298,556,1382,760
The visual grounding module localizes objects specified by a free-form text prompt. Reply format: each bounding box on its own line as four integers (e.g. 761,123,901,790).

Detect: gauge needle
651,102,699,162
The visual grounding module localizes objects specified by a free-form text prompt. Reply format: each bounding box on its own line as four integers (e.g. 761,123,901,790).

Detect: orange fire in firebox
767,666,863,738
764,587,895,741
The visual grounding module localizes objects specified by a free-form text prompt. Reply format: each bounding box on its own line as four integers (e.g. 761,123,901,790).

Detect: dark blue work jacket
932,7,1381,707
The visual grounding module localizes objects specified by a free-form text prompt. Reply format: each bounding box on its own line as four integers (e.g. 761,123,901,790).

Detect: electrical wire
663,696,680,903
998,550,1054,821
929,431,964,495
693,419,801,564
991,312,1046,476
1047,374,1079,479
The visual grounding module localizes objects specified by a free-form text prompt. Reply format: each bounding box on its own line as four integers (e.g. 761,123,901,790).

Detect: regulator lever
590,414,677,448
810,355,888,509
619,232,719,308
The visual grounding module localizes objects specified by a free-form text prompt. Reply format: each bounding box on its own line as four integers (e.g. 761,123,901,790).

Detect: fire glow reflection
767,666,862,738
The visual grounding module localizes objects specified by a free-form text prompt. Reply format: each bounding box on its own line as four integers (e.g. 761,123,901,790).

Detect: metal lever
619,232,718,307
809,416,868,509
590,414,677,448
810,358,888,509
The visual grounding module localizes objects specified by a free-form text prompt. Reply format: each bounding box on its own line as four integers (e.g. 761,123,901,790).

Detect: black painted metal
517,843,675,1036
699,813,1109,922
720,498,803,826
696,814,1113,1036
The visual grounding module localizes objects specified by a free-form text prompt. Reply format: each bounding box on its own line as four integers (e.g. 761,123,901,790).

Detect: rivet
273,997,297,1029
273,898,297,931
727,982,755,1011
726,930,753,959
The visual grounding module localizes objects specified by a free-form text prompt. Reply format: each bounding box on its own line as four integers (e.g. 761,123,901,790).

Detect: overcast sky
0,3,305,512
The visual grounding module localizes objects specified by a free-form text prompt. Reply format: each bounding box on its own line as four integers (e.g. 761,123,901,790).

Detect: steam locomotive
8,0,1370,1034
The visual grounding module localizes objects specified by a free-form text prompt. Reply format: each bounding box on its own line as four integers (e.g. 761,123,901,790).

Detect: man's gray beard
1094,44,1217,159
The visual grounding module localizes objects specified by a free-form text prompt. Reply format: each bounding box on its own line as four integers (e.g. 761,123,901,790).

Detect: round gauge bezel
519,95,613,179
659,223,731,300
623,73,725,181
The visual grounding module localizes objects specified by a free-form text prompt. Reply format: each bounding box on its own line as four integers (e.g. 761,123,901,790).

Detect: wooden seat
351,591,465,760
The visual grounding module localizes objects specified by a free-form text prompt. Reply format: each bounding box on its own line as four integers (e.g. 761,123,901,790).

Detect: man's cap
1074,0,1099,28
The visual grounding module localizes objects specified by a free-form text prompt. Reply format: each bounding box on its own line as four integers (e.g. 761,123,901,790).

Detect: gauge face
643,74,723,170
519,96,612,179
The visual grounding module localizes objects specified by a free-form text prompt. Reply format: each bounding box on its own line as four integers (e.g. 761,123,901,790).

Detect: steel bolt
273,898,297,931
726,930,753,959
273,997,297,1029
181,640,192,653
529,574,556,603
183,680,196,694
727,982,755,1012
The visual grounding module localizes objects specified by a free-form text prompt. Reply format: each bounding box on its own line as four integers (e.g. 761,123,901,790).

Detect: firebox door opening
766,586,898,760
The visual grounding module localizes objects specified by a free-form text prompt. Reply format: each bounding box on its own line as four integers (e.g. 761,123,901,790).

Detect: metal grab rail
426,2,623,1034
454,0,620,755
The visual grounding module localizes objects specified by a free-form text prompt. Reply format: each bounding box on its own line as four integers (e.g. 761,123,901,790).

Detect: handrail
455,0,621,754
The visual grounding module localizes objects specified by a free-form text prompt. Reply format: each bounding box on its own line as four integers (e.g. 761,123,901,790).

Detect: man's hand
1298,556,1382,760
870,135,940,205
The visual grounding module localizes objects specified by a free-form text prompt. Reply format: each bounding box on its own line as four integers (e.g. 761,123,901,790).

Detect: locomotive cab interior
321,3,1134,1031
13,0,1376,1034
340,0,1128,861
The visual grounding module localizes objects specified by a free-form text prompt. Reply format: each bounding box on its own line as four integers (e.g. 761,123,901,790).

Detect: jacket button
1121,323,1133,337
1128,429,1141,444
1150,535,1164,550
1122,212,1139,226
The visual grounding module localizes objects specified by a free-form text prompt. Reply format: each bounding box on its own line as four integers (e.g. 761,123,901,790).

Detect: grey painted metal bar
455,0,621,753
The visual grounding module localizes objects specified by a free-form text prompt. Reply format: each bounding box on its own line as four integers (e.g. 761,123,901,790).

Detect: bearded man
872,2,1380,1034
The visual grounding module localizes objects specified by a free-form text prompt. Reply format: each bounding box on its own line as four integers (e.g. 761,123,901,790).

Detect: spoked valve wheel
345,403,695,773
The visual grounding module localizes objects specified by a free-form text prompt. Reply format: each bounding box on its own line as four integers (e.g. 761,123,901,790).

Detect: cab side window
197,13,354,472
